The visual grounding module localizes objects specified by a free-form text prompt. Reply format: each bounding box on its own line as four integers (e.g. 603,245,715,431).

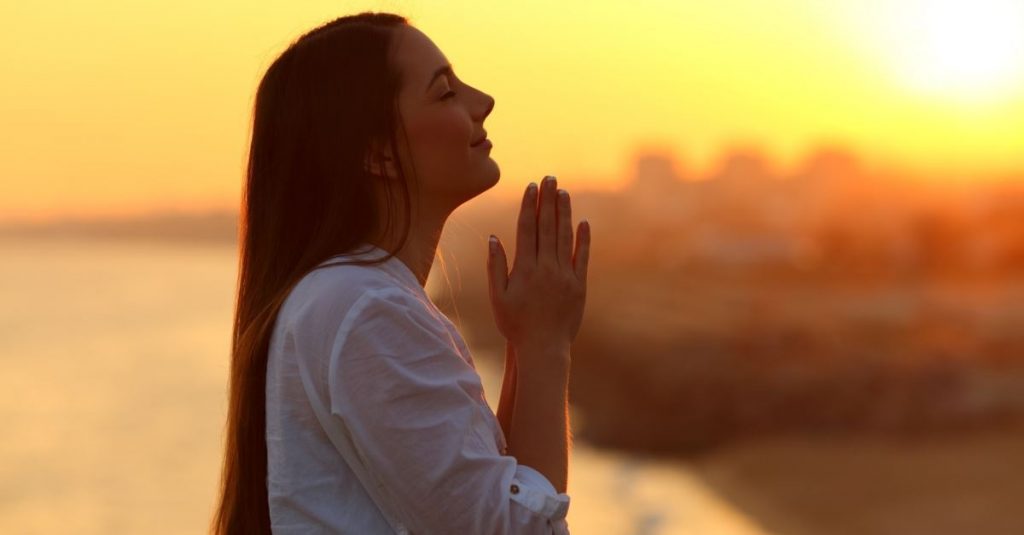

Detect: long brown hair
211,12,414,534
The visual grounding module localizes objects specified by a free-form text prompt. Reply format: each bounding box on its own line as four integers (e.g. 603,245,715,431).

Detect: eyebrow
426,64,453,93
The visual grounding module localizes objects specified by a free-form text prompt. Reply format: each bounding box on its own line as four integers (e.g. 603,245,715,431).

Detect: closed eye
441,90,456,100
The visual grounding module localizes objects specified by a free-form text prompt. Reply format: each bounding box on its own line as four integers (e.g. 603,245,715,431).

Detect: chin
479,161,501,192
451,165,500,209
482,156,500,180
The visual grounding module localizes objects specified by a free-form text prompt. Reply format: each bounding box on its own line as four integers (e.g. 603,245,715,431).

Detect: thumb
487,235,509,298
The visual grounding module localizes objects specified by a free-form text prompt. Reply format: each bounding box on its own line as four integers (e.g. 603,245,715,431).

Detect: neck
369,202,449,289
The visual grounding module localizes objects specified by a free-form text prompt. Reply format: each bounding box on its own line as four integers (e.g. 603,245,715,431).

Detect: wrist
513,347,571,378
511,339,572,358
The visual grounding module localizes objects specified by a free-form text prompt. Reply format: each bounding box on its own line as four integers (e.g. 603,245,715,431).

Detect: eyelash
441,90,456,100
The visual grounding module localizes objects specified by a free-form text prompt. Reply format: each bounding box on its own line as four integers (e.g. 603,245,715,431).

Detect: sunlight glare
883,0,1024,100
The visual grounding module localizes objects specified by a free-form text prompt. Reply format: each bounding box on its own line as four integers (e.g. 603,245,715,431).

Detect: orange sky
2,0,1023,223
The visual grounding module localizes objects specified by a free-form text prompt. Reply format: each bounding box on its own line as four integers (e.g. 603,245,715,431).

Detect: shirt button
510,484,520,494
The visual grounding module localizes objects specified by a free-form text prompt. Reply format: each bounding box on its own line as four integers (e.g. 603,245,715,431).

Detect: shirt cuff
508,463,571,521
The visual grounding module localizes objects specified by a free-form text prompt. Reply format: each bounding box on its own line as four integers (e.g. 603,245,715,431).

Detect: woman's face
370,25,498,213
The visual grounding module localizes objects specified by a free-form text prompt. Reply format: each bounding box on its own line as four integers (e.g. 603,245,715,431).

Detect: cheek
405,109,471,158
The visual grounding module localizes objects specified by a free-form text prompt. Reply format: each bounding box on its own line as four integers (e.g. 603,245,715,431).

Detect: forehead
390,26,449,92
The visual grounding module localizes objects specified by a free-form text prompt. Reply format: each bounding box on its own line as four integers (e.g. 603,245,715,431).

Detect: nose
477,93,494,121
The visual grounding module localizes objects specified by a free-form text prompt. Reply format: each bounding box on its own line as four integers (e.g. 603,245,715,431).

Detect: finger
488,234,509,296
573,219,590,283
515,182,538,268
537,175,557,262
556,188,573,267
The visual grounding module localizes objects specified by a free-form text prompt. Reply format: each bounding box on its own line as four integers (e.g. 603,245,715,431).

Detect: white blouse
266,243,572,534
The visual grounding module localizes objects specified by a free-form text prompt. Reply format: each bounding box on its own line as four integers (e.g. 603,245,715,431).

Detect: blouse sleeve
326,287,571,534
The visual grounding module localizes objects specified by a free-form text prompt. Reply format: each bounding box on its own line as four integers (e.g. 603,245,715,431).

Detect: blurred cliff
438,145,1024,455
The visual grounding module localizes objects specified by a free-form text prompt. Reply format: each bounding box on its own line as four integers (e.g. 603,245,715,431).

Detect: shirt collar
320,243,424,294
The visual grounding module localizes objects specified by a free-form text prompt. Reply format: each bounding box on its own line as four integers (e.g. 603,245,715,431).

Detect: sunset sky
2,0,1024,223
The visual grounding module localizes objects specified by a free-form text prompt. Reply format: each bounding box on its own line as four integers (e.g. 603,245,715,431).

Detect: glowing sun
882,0,1024,100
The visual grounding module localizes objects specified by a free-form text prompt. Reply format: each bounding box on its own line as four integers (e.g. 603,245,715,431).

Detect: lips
470,130,488,146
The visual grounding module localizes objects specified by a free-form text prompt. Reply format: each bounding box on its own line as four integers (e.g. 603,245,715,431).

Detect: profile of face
366,25,499,216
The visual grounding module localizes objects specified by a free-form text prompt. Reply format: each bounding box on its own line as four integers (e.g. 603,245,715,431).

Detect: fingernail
489,235,497,253
558,189,568,200
528,182,537,195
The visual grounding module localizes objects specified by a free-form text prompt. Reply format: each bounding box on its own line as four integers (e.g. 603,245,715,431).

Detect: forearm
506,344,571,494
496,341,517,450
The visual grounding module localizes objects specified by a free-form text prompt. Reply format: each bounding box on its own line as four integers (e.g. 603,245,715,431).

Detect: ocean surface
0,236,767,535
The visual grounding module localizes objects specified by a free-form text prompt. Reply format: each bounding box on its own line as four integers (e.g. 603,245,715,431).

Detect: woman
210,11,591,535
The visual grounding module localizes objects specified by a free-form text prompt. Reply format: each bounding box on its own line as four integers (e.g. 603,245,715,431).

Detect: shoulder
340,286,451,351
323,281,470,372
278,260,405,333
282,260,446,336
